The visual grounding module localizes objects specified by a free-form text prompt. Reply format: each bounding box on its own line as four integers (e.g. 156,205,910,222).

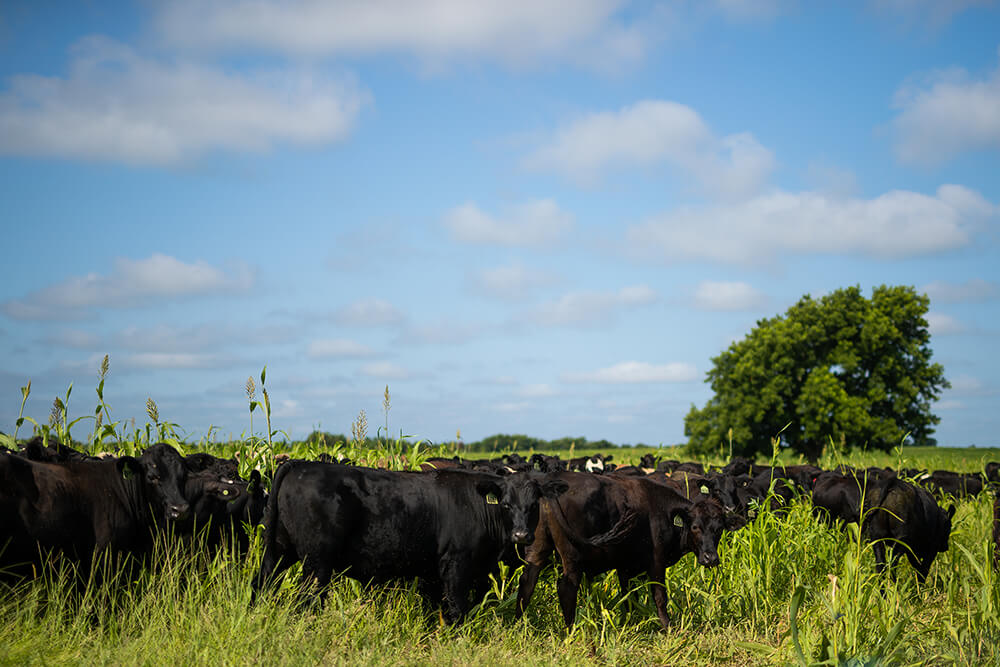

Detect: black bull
253,462,568,623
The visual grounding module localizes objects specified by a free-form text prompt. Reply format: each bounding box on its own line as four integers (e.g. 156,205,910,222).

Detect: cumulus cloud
307,338,376,359
154,0,649,70
922,278,999,303
0,36,366,165
626,185,994,266
444,199,573,247
926,312,965,335
2,254,255,320
892,50,1000,164
563,361,698,384
693,281,767,311
471,262,559,301
333,299,406,327
531,285,657,327
524,99,774,199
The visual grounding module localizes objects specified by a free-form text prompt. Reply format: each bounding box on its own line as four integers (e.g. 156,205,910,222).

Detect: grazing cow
567,454,612,474
515,472,745,630
811,472,878,526
530,454,566,473
863,477,954,582
254,463,568,623
917,471,983,498
0,443,190,579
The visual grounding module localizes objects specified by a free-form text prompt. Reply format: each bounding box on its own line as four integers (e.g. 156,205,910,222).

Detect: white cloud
121,352,233,369
2,254,255,320
564,361,698,384
532,285,657,327
472,262,558,301
307,338,375,359
926,312,965,335
626,185,994,265
361,361,412,380
154,0,648,70
524,99,774,199
517,383,558,398
922,278,999,303
0,37,366,165
693,281,767,311
892,50,1000,164
444,199,573,247
333,299,406,327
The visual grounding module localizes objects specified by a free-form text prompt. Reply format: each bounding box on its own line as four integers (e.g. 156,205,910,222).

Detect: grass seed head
146,397,159,424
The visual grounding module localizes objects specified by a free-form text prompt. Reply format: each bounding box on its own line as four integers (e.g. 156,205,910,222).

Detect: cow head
477,474,569,545
673,498,746,568
138,443,191,522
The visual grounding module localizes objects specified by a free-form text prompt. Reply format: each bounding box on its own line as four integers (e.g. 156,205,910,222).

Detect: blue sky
1,1,998,447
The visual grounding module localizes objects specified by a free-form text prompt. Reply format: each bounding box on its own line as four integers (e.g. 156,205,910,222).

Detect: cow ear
247,469,262,494
117,456,142,481
475,479,503,501
541,479,569,498
725,511,747,532
946,504,956,519
671,508,689,528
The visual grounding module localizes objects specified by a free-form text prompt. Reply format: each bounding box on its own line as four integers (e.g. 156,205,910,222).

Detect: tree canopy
684,285,950,462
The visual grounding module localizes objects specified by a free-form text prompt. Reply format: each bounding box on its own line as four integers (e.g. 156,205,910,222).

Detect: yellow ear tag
673,515,684,527
699,485,709,495
486,493,499,505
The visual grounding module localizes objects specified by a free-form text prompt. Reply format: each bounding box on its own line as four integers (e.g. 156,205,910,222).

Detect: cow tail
547,498,640,550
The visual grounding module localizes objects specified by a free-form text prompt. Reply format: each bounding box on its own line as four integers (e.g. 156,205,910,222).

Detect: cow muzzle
698,552,720,568
167,504,191,521
511,530,533,545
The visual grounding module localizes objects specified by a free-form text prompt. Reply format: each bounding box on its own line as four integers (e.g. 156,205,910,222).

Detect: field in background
2,439,999,666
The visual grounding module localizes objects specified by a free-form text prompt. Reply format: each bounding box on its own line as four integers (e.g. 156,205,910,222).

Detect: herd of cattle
1,438,998,630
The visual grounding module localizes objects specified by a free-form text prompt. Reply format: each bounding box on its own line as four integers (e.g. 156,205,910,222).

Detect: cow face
478,475,569,545
676,499,745,568
139,443,191,522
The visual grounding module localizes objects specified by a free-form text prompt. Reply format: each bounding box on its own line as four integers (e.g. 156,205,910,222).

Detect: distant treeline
303,431,651,452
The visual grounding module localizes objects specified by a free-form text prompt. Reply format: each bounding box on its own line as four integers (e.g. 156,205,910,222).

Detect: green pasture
2,440,998,666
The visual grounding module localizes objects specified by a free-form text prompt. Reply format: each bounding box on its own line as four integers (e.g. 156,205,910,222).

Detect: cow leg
617,571,633,624
440,557,472,624
649,578,671,631
515,562,544,619
556,568,582,629
872,541,888,576
516,537,553,620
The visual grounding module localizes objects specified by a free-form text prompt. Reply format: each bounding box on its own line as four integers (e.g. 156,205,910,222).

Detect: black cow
811,472,881,526
0,442,190,579
515,472,744,630
16,436,93,463
254,463,568,623
917,471,983,498
986,462,1000,485
181,453,265,551
862,477,954,582
530,454,566,473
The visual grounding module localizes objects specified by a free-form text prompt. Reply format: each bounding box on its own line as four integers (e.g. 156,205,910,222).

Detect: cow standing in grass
254,462,568,623
0,443,190,579
515,472,745,630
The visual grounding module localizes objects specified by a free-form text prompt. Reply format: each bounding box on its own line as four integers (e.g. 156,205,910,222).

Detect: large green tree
684,285,950,462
